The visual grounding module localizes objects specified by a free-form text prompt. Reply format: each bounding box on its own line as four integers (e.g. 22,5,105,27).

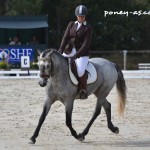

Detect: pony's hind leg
77,99,102,141
103,99,119,134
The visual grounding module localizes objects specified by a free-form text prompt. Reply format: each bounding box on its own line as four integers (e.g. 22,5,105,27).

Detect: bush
0,61,8,69
30,62,39,70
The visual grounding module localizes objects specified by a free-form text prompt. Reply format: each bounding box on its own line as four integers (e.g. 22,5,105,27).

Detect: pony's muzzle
38,78,48,87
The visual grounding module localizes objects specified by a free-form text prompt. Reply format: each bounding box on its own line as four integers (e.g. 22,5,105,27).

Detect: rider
59,5,93,99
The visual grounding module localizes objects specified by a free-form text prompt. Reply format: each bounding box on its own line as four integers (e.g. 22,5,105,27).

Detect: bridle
39,56,56,79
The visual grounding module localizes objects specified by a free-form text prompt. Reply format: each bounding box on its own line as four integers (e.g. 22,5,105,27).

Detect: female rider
59,5,93,99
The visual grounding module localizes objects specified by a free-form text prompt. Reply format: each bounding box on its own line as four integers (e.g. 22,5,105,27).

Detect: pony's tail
114,64,127,117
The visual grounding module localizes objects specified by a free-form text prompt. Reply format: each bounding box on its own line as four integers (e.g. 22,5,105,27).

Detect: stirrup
79,90,88,99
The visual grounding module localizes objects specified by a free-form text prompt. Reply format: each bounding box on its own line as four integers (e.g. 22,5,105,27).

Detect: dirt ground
0,78,150,150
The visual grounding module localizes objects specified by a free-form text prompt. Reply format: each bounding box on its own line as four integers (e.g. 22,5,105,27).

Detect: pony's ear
37,56,40,61
37,49,42,55
47,49,54,57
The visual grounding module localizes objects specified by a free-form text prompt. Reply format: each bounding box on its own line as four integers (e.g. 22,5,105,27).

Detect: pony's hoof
77,133,85,141
28,138,36,144
109,126,119,134
115,127,119,134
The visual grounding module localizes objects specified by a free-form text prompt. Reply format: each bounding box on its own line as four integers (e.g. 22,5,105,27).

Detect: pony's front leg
65,101,78,139
29,97,52,144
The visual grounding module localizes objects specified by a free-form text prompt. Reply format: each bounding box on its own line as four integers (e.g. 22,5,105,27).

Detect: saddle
69,60,97,85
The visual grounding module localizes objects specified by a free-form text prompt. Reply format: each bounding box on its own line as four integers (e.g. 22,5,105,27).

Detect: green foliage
0,0,6,15
42,0,150,50
0,61,8,69
5,0,42,15
82,0,150,50
30,62,39,70
91,52,150,70
1,0,150,51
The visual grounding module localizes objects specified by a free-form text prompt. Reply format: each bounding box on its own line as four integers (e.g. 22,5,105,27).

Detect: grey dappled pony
29,49,127,144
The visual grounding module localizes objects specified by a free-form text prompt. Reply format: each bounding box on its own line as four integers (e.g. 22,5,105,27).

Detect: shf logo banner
0,46,34,63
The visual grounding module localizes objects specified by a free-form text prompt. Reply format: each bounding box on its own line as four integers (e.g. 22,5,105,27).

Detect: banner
0,46,34,63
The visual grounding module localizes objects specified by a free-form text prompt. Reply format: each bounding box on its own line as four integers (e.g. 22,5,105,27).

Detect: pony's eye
46,64,50,68
39,60,45,65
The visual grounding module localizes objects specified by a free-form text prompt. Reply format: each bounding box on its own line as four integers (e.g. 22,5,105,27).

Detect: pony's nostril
38,78,48,87
40,74,44,78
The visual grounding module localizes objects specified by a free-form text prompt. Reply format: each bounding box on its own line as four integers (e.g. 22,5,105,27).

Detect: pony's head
37,49,55,87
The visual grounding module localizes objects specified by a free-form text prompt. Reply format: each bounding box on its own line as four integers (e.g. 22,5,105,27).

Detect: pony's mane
41,48,56,57
41,48,67,61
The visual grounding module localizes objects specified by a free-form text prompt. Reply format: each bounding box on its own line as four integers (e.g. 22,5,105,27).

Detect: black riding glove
69,53,77,63
58,49,63,54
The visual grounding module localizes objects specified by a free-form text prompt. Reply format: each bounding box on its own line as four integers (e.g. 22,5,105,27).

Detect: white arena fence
123,70,150,79
0,70,40,79
0,70,150,79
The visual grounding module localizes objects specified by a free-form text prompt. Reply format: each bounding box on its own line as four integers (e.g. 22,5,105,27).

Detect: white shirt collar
75,21,87,25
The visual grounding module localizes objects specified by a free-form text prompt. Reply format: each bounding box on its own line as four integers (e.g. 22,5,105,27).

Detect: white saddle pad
69,61,97,85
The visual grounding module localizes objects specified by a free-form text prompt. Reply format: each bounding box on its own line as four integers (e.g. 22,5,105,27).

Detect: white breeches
62,48,89,77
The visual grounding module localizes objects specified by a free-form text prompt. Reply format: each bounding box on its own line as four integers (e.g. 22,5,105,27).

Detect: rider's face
77,16,86,23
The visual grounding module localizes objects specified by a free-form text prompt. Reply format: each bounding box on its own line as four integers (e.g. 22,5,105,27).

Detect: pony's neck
52,52,69,78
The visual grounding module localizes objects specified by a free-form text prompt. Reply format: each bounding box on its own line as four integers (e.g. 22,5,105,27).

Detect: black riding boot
78,73,88,99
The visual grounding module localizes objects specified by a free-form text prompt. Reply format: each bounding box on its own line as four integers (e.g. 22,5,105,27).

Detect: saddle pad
69,61,97,85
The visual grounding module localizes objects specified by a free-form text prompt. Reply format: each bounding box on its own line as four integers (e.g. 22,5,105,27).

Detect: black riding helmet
75,5,88,16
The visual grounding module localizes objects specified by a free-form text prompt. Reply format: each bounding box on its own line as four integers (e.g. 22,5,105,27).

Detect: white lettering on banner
26,49,32,57
10,49,16,59
16,49,26,59
10,48,33,60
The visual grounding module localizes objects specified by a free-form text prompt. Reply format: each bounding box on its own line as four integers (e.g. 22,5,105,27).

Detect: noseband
40,74,50,78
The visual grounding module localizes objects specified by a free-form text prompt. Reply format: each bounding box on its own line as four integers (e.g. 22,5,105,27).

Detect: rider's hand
69,53,77,63
58,49,63,54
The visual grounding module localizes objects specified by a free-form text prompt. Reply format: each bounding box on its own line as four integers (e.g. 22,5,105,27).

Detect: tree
1,0,149,50
80,0,150,50
42,0,150,50
0,0,6,15
41,0,83,47
5,0,42,15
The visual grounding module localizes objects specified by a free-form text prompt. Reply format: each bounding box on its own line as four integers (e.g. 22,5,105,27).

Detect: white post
123,50,127,70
